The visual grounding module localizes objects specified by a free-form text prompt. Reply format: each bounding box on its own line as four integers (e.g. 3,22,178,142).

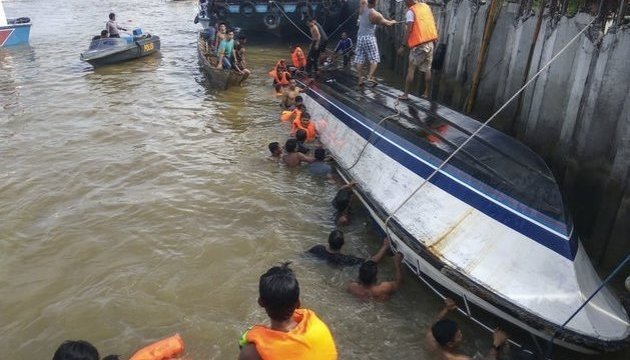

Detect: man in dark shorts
307,230,391,267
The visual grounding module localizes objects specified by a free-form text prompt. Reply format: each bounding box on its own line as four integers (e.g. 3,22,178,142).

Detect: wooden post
464,0,503,114
619,0,627,26
512,0,547,135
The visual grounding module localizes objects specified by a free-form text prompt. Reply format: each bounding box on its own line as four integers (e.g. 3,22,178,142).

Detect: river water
0,1,624,359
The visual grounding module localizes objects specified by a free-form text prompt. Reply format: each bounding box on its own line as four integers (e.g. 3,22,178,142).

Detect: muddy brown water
0,1,626,359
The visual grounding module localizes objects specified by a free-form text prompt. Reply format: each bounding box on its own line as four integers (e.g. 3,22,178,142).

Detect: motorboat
80,28,160,67
0,0,31,47
297,69,629,354
197,30,246,90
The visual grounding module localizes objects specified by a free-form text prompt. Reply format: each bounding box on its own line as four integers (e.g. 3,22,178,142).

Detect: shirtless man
348,252,403,301
268,142,283,161
426,298,510,360
282,138,315,168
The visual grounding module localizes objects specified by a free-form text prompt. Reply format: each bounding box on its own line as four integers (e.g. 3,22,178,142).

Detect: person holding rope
397,0,438,100
352,0,396,87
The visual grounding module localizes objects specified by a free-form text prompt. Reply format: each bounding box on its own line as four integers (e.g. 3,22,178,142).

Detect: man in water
353,0,396,86
268,142,283,161
282,138,315,168
427,298,510,360
308,148,332,177
348,252,403,301
398,0,438,100
238,263,337,360
308,231,391,267
216,29,235,69
332,181,357,225
106,13,127,38
53,340,120,360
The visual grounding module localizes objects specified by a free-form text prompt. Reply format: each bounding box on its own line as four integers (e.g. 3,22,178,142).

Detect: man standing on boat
305,17,329,77
353,0,396,86
106,13,127,38
397,0,438,100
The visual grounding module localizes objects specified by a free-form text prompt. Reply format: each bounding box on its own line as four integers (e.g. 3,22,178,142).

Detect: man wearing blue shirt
216,30,235,69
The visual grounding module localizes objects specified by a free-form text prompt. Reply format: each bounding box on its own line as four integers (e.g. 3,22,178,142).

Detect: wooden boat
0,0,31,47
197,31,246,90
297,69,629,354
80,29,160,67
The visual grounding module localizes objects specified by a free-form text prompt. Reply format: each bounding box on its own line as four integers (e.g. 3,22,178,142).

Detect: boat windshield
88,37,130,50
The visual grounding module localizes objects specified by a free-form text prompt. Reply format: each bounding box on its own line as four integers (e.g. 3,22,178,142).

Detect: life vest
291,47,307,68
268,60,291,85
407,3,438,48
129,333,184,360
241,309,337,360
281,108,302,123
291,118,317,141
280,108,301,122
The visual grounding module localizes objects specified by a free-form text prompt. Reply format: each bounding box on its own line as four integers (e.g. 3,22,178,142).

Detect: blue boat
80,29,160,67
0,0,31,47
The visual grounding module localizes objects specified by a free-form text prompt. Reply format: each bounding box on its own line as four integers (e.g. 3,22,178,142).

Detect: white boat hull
299,72,629,353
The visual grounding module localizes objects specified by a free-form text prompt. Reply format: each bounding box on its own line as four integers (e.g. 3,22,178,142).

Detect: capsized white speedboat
298,70,629,354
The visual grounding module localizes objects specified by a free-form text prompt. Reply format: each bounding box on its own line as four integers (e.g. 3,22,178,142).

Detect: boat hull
81,36,160,67
297,71,629,353
196,0,356,37
0,21,31,47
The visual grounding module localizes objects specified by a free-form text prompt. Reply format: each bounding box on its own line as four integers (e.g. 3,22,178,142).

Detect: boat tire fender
240,2,256,17
14,17,31,24
264,13,281,30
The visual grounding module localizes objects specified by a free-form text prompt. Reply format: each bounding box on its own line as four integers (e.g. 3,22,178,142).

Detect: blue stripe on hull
307,87,578,260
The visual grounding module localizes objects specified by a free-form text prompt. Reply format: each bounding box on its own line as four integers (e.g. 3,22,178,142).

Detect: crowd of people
197,20,251,85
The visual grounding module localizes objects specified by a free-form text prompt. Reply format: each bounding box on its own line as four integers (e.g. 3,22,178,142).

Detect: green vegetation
531,0,583,17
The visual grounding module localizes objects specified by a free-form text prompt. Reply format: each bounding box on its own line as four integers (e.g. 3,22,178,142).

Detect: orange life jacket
242,309,337,360
291,118,317,141
407,3,438,48
291,47,307,68
268,60,291,85
280,108,301,122
129,333,184,360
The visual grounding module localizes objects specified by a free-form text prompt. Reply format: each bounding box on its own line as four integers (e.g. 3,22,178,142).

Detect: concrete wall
375,0,630,272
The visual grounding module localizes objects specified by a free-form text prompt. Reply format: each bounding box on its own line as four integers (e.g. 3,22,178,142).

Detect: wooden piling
464,0,503,114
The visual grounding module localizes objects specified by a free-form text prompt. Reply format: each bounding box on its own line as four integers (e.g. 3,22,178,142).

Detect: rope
269,0,312,40
382,14,598,237
342,98,401,171
327,9,360,38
